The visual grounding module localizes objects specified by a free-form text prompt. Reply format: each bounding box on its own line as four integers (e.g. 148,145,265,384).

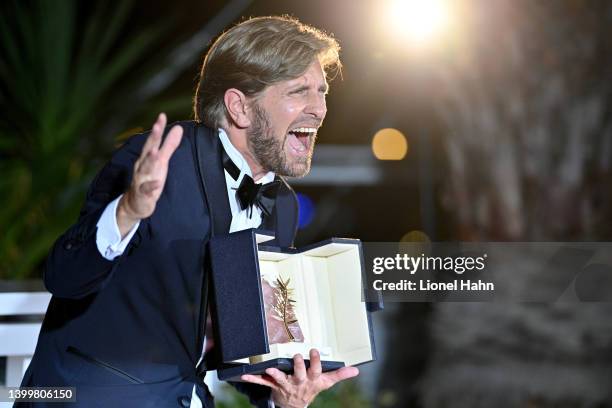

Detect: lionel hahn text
373,279,495,291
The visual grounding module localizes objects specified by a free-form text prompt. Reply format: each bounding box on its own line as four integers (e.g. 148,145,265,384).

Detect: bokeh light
297,193,315,229
400,230,430,243
371,128,409,160
386,0,450,45
399,230,432,256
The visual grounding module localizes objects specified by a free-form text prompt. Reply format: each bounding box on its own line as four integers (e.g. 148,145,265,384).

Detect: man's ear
224,88,251,128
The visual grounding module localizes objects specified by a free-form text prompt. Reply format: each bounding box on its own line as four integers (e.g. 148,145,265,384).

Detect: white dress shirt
95,128,275,407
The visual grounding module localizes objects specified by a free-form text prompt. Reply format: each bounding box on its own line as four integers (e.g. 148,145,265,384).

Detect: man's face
246,60,328,177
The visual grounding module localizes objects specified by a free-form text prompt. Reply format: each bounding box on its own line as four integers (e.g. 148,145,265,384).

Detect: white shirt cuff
95,194,140,260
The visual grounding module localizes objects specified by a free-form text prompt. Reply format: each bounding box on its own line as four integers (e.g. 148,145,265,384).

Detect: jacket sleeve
43,133,147,299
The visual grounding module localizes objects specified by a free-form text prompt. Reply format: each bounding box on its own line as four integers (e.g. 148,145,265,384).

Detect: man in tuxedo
19,15,358,408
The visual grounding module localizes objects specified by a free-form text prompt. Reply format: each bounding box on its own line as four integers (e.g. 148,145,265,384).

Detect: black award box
207,229,383,381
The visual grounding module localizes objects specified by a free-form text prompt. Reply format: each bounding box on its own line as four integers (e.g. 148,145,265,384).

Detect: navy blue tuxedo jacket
19,122,299,407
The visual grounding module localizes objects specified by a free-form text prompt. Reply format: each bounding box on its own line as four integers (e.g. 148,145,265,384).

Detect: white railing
0,292,51,387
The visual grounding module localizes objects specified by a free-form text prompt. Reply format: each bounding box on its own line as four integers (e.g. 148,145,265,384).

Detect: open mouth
287,127,317,155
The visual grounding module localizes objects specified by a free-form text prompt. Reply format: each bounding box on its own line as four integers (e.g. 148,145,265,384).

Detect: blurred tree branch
432,0,612,240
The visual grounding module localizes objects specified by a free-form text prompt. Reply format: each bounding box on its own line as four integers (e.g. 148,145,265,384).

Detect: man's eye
291,89,307,95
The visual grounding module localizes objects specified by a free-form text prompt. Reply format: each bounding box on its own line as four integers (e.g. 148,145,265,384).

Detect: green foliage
215,380,370,408
0,0,178,279
215,384,253,408
310,380,370,408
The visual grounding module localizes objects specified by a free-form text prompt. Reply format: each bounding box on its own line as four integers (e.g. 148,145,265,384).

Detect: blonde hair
193,15,341,129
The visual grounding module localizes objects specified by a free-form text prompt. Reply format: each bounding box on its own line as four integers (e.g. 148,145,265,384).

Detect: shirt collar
218,128,275,184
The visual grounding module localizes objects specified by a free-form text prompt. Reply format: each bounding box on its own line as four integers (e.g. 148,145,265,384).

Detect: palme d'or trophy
262,277,304,344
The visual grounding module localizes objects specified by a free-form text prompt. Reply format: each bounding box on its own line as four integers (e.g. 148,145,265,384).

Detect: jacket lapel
193,123,233,367
193,125,232,237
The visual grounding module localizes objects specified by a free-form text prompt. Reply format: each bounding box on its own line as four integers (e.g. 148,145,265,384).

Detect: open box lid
208,229,382,366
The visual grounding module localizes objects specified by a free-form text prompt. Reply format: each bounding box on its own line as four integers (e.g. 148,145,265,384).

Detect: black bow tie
222,148,280,218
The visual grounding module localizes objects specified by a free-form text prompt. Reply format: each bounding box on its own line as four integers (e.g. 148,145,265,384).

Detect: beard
247,103,314,178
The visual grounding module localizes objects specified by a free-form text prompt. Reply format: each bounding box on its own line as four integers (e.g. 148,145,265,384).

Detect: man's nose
305,93,327,119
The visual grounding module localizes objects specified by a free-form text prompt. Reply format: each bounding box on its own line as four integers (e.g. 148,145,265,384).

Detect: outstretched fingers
323,366,359,386
293,354,307,384
121,113,177,221
240,374,279,390
265,368,291,388
159,124,183,162
135,114,183,179
139,113,167,164
307,349,322,380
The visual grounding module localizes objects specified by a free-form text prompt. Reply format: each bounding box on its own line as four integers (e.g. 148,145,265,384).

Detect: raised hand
241,349,359,408
117,113,183,237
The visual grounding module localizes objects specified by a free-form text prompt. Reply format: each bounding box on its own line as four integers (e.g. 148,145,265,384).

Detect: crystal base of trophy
207,229,383,381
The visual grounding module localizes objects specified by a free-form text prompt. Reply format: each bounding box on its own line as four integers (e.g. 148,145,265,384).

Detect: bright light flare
372,128,408,160
386,0,450,45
